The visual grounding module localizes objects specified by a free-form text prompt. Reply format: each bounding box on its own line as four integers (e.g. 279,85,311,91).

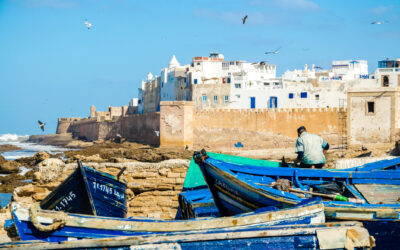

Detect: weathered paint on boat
40,161,127,218
0,222,374,250
194,150,400,249
179,152,281,219
178,188,220,219
179,152,400,219
9,199,325,243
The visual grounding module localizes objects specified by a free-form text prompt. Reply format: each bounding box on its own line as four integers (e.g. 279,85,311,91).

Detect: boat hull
9,200,324,243
0,222,374,250
40,163,127,218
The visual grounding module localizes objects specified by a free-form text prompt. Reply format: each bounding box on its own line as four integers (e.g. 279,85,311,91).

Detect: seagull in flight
314,66,323,70
265,47,282,55
371,21,388,25
85,19,92,29
242,15,248,24
38,120,46,132
154,131,160,137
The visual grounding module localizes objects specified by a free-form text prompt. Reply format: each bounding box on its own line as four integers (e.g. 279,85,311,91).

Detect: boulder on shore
35,158,65,184
0,160,19,174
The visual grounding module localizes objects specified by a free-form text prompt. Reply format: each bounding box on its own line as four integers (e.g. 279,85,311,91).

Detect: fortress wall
121,112,160,146
56,118,85,134
192,107,345,150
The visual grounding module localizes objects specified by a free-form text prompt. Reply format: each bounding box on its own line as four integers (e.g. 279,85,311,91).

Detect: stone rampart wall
56,118,85,134
192,107,345,149
121,112,160,146
60,113,159,145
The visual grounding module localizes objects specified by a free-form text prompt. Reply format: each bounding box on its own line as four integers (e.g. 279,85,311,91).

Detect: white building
282,64,317,83
137,53,384,111
374,58,400,87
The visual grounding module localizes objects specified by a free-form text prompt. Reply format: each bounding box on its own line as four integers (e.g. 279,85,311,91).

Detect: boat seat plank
354,184,400,204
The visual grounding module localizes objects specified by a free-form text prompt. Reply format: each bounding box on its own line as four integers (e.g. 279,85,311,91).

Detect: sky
0,0,399,135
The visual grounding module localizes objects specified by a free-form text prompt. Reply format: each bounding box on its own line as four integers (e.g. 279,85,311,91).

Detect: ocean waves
0,134,72,160
0,134,29,143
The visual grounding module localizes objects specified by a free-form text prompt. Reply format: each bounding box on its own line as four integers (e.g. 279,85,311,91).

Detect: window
202,95,207,103
367,101,375,114
227,78,231,83
264,82,270,86
224,95,229,104
382,75,389,87
235,94,241,98
288,93,294,99
235,83,241,88
197,62,200,66
194,79,198,84
213,95,218,104
315,94,320,100
274,82,280,85
300,92,307,98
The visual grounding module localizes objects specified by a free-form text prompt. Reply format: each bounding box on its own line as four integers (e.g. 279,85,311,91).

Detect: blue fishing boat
194,150,400,249
0,221,374,249
7,198,325,243
178,151,400,219
178,152,281,219
40,161,127,218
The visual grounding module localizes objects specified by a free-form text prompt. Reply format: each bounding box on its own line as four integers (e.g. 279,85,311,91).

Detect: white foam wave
0,134,29,142
0,141,75,160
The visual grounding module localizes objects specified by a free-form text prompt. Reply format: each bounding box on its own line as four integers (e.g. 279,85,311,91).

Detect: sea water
0,193,12,208
0,133,71,160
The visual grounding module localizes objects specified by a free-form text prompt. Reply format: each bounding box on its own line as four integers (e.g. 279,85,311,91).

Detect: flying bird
265,47,282,55
371,21,388,25
38,120,46,132
242,15,248,24
314,66,323,70
85,19,92,29
154,131,160,137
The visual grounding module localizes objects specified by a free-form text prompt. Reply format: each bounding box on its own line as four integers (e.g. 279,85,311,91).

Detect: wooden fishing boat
194,149,400,249
7,199,325,243
0,221,374,250
40,161,127,218
178,151,400,219
178,152,281,219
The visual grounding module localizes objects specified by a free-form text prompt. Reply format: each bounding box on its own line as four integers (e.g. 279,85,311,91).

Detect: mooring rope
29,203,67,232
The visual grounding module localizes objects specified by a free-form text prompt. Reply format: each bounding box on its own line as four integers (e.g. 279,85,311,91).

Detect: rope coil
29,203,67,232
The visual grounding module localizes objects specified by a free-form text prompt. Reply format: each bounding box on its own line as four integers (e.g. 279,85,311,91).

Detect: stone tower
90,105,96,118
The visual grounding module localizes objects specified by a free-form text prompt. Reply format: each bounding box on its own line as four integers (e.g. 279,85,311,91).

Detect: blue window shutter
194,79,198,84
289,93,294,99
300,92,307,98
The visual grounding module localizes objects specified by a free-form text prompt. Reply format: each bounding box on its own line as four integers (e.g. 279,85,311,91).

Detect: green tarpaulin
183,152,280,190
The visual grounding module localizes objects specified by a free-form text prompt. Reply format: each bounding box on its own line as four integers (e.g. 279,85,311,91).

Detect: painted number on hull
55,191,76,211
91,181,125,200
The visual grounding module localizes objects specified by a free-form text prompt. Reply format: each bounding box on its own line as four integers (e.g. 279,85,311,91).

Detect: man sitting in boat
294,126,329,169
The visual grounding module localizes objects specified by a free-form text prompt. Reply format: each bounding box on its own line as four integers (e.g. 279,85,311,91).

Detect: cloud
251,0,321,12
22,0,78,9
370,6,389,15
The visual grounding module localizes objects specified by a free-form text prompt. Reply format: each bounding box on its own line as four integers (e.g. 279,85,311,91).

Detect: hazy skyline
0,0,398,135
